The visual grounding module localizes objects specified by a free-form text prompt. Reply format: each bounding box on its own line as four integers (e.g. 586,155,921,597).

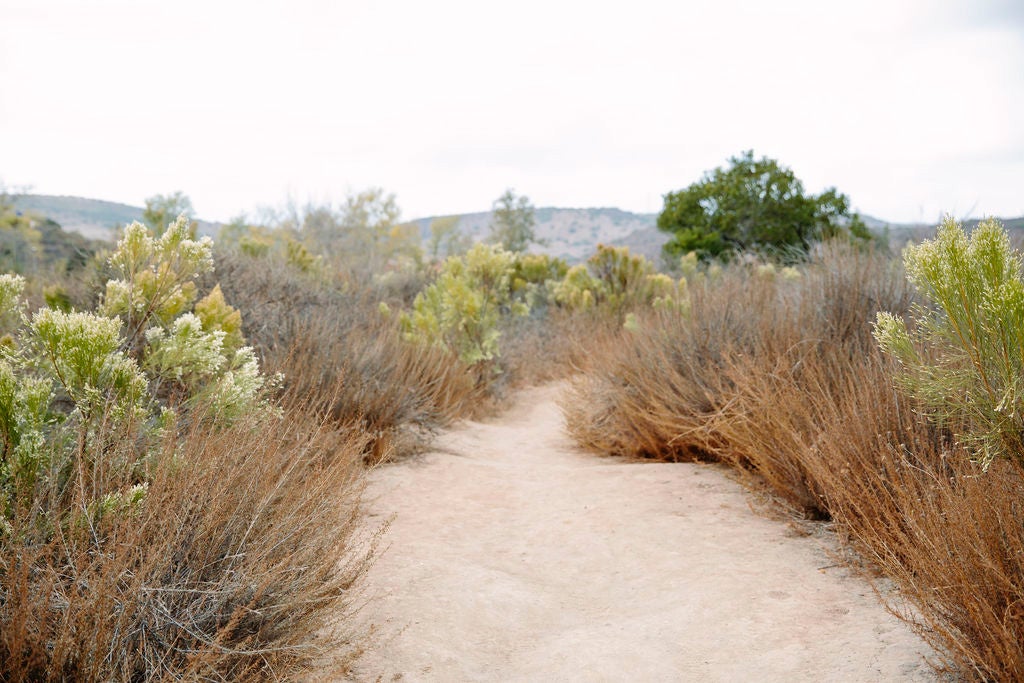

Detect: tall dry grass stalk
0,403,374,681
563,242,1024,678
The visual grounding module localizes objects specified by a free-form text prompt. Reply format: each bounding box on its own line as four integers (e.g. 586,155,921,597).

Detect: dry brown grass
800,355,1024,681
494,309,619,399
275,315,475,461
562,265,789,460
0,402,373,681
213,249,475,461
563,242,1024,679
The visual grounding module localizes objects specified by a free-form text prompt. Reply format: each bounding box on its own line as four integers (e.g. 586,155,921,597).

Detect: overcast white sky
1,0,1022,224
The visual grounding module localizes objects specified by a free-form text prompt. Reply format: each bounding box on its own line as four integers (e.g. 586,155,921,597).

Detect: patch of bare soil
348,384,936,682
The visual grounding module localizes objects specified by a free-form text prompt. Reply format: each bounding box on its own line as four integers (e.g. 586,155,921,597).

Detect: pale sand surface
348,384,936,682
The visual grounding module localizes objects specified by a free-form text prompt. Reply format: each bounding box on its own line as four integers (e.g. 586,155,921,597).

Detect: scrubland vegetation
2,162,1023,681
564,224,1024,681
0,185,612,680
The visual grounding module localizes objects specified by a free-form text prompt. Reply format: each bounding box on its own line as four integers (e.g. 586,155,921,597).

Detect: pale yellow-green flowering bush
645,272,690,314
29,308,149,426
754,262,802,282
678,250,725,285
204,345,268,420
0,216,273,525
874,216,1024,469
102,216,269,416
0,357,51,498
0,273,24,316
402,243,528,369
510,253,568,307
102,216,214,342
552,244,690,318
145,313,228,390
552,264,600,310
0,273,25,341
194,284,244,351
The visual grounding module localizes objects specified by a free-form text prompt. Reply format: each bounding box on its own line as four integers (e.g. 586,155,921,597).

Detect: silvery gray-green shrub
874,216,1024,469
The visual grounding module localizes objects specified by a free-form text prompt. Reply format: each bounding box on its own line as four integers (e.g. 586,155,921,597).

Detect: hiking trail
349,384,935,682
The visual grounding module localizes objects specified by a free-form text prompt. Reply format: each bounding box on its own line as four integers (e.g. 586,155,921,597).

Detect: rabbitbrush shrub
875,216,1024,470
401,243,528,374
551,244,690,319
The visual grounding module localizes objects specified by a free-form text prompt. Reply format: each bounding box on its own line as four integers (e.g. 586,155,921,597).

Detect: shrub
875,216,1024,469
552,244,689,319
0,219,373,679
213,247,473,458
510,253,568,308
0,217,276,529
401,243,527,373
0,403,372,680
562,239,1024,677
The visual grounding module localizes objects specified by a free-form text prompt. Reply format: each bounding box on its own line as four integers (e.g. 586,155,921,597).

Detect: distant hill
11,195,144,240
13,193,1024,265
10,194,219,240
412,207,664,263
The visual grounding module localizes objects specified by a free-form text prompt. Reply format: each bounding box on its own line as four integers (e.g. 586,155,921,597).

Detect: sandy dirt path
348,384,936,682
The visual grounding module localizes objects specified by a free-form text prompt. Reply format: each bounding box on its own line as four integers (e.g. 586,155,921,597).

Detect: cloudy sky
1,0,1022,224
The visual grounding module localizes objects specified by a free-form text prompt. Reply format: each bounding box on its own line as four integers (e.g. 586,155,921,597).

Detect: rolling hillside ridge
12,194,1021,264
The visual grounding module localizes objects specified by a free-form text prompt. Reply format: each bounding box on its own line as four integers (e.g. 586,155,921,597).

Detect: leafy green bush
875,216,1024,469
401,243,528,371
552,244,689,317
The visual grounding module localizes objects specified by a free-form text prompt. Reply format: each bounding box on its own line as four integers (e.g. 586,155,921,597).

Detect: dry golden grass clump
563,242,1024,679
494,309,621,398
213,248,475,460
0,403,373,681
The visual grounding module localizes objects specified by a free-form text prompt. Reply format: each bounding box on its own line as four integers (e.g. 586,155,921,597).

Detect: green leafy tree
658,151,870,261
488,189,542,253
142,191,195,236
874,217,1024,470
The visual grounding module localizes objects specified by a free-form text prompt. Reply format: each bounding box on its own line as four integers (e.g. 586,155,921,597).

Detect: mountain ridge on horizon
12,193,1019,264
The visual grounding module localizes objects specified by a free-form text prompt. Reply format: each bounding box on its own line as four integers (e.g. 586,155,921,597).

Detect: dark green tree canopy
658,151,870,261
